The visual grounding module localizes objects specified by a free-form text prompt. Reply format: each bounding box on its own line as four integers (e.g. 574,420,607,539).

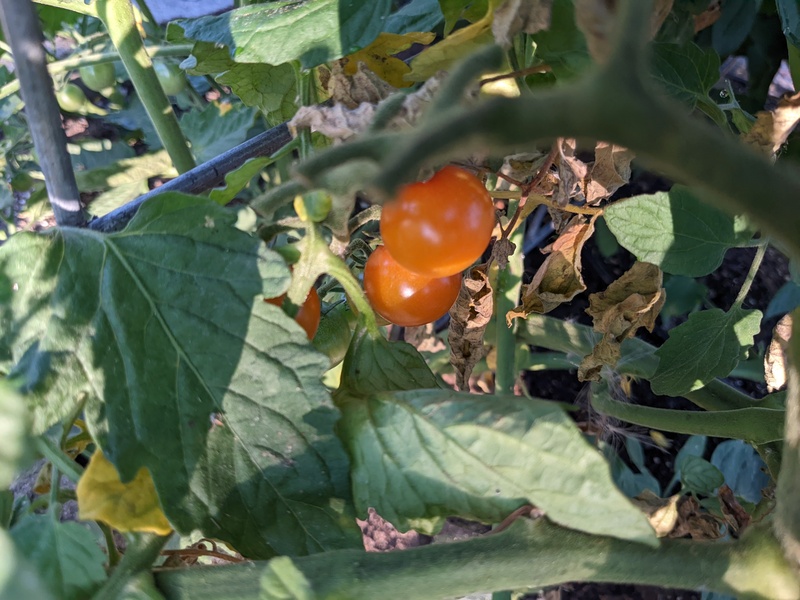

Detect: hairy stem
495,223,525,394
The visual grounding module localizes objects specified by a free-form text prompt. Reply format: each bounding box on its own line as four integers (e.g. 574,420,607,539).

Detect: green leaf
169,0,392,70
711,0,762,57
386,0,444,34
75,150,177,193
651,307,762,396
0,383,31,489
0,528,56,600
10,515,106,600
530,0,590,80
778,0,800,48
711,440,770,503
604,185,749,277
181,102,256,164
337,389,657,546
666,435,707,493
766,281,800,319
261,556,314,600
662,275,708,319
1,194,361,558
338,325,439,395
88,180,150,218
680,455,725,495
69,139,135,173
209,157,271,205
440,0,487,34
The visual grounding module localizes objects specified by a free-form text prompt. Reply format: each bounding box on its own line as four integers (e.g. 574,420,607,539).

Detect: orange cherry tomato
266,286,321,339
380,165,496,278
363,245,461,327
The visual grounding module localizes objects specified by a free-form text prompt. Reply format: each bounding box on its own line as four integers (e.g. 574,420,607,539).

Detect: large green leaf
169,0,392,69
10,515,106,600
0,194,361,558
604,185,750,277
337,389,656,546
0,384,31,488
778,0,800,48
651,307,762,396
711,0,762,57
181,102,256,164
0,529,56,600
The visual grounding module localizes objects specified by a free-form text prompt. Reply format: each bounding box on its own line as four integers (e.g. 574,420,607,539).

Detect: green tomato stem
733,242,768,309
34,436,83,483
155,518,800,600
94,0,195,174
495,223,525,394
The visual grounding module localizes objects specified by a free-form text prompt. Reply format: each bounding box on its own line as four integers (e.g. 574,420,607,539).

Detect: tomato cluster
364,166,495,327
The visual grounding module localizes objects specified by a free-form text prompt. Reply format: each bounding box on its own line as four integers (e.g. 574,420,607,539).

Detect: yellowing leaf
343,32,435,88
77,450,172,535
632,490,680,538
579,262,665,381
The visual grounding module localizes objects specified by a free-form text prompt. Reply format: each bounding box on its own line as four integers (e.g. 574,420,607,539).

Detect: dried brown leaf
449,267,494,390
671,495,723,540
405,323,446,354
766,313,793,392
507,215,597,324
501,151,549,182
632,490,680,537
576,0,673,64
553,138,588,207
694,0,721,33
491,237,516,271
492,0,553,48
718,484,751,535
742,91,800,158
586,142,635,204
579,262,665,381
325,61,395,109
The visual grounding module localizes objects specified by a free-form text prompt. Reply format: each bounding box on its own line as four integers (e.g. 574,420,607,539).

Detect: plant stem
96,0,195,174
93,532,171,600
98,521,122,567
0,45,193,101
34,436,83,483
590,384,785,444
155,518,800,600
733,242,768,309
323,248,380,337
48,464,60,513
495,222,525,394
0,0,86,227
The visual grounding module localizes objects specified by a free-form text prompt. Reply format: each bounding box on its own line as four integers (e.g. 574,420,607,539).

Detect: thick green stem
96,0,195,174
155,518,800,600
495,223,525,394
591,385,785,444
93,533,171,600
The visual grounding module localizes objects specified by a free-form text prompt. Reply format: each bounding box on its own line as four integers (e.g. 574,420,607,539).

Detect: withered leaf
492,0,553,48
671,495,723,540
718,484,751,536
449,267,494,390
765,313,792,392
507,215,597,323
341,32,436,89
586,142,635,205
553,138,588,208
632,490,680,538
579,262,665,381
325,61,395,109
405,323,446,354
742,91,800,159
491,237,516,271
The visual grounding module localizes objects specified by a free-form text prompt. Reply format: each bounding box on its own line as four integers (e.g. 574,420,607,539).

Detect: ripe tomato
363,245,461,327
380,165,496,278
266,286,321,339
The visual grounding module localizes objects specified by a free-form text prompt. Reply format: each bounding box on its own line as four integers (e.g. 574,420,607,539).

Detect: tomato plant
153,61,187,96
380,165,496,277
79,62,116,92
363,245,461,327
55,83,88,112
266,286,321,339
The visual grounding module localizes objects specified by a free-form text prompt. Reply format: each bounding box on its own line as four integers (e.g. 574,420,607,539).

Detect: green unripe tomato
153,61,187,96
10,171,34,192
56,83,88,113
79,62,116,92
312,302,356,367
294,191,332,223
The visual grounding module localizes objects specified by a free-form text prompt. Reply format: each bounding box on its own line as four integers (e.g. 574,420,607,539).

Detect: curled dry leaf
586,142,635,205
449,267,494,390
405,322,446,354
553,138,588,208
492,0,553,48
575,0,674,64
718,484,751,536
632,490,680,538
741,91,800,159
507,215,598,324
671,495,723,540
492,237,516,271
579,262,665,382
289,74,444,143
765,313,793,392
323,61,395,109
